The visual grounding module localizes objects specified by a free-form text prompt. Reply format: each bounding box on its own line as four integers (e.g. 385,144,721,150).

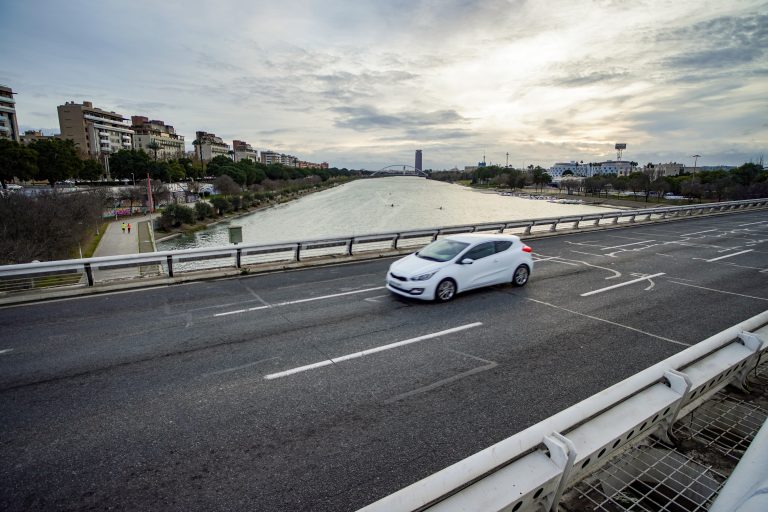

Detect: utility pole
691,154,701,177
506,152,509,168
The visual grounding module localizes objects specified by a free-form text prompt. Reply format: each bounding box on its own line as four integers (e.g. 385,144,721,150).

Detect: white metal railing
0,198,766,297
358,311,768,512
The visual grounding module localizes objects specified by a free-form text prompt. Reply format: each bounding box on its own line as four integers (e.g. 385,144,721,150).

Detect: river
157,177,614,250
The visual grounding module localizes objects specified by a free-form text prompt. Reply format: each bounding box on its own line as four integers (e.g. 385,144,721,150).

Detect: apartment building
195,131,230,162
260,150,281,165
280,154,298,167
131,116,185,160
58,101,134,160
0,85,20,142
19,130,60,145
232,139,258,162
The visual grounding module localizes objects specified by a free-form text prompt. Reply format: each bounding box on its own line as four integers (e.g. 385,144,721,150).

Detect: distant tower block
615,143,627,160
415,149,422,172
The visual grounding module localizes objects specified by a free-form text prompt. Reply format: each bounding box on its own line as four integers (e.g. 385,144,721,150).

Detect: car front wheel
435,279,457,302
512,265,530,287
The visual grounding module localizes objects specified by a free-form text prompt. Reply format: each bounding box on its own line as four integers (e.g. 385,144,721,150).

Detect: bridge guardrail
0,198,766,296
358,310,768,512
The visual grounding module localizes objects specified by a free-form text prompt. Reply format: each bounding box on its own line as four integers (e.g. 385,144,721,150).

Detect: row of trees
431,165,553,191
0,139,358,188
431,163,767,202
0,138,104,188
563,163,767,202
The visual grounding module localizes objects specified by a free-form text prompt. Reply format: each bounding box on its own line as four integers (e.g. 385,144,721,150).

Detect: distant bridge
367,165,428,178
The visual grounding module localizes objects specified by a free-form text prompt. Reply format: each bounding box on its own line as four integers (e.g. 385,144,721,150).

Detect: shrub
194,201,215,220
159,204,196,230
210,197,232,216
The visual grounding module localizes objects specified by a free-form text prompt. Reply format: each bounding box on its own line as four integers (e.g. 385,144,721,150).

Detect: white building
548,161,593,178
195,131,230,162
0,85,20,142
131,116,185,160
232,139,259,163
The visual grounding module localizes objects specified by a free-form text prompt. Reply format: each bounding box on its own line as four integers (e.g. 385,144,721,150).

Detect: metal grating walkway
563,362,768,512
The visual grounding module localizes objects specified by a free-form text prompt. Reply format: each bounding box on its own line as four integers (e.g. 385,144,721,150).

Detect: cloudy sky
1,0,766,170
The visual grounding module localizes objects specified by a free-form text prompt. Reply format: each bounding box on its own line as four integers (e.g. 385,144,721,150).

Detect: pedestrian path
93,215,155,257
91,215,157,283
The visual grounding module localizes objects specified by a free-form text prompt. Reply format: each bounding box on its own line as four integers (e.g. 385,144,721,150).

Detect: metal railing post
236,248,242,268
83,263,94,286
295,243,301,262
392,234,400,250
166,255,174,277
347,238,354,256
524,222,533,235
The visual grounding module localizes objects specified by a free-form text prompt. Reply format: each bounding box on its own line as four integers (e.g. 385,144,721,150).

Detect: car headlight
411,271,437,281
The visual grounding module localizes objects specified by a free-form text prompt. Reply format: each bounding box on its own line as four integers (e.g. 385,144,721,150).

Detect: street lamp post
691,154,701,177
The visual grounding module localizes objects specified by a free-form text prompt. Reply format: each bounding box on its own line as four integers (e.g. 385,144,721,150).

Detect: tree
206,155,233,176
146,141,161,161
0,139,38,188
109,149,151,180
30,139,83,186
214,174,241,196
79,159,103,181
149,179,170,207
561,179,581,195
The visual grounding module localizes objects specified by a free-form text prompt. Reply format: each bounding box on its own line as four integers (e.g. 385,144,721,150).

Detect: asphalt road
1,211,767,511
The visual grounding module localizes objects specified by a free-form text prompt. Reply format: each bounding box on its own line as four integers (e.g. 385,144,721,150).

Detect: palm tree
146,141,161,161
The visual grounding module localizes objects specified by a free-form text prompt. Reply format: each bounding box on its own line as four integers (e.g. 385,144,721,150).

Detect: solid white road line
214,286,386,317
0,349,14,355
681,229,718,237
580,273,665,297
263,322,483,380
705,249,754,262
526,299,690,346
668,281,768,301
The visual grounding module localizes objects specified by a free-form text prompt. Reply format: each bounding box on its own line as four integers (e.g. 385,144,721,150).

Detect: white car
386,233,533,302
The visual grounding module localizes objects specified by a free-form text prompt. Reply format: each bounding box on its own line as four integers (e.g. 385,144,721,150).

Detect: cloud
331,105,469,132
659,13,768,70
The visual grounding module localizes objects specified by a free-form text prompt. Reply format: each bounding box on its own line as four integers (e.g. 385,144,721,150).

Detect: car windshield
416,239,470,262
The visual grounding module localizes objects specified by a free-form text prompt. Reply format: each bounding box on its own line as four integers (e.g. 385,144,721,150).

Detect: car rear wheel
512,265,529,287
435,279,457,302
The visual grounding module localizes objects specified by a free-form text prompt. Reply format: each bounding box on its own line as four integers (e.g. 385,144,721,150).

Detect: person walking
121,222,126,233
127,223,131,234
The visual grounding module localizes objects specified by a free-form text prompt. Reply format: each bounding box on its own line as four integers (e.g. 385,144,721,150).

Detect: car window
494,241,513,253
464,242,495,261
417,239,470,262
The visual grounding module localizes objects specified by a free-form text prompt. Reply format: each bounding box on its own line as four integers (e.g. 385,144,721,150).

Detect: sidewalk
93,215,156,257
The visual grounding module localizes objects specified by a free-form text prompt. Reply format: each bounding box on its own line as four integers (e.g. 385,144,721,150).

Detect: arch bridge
368,165,427,178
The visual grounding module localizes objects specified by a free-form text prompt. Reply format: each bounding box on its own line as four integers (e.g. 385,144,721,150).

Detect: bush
210,197,232,216
159,204,196,230
194,201,214,220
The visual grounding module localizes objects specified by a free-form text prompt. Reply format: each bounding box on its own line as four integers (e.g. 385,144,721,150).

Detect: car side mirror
460,258,474,265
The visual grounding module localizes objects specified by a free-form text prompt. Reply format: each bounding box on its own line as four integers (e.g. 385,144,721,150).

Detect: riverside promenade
92,214,157,257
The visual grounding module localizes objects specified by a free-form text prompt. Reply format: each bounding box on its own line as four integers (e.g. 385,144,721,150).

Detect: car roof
443,233,520,244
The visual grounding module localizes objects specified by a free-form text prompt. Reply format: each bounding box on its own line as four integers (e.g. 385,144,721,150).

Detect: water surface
158,177,613,250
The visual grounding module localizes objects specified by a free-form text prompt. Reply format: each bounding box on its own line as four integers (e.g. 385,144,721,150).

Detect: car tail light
522,245,532,253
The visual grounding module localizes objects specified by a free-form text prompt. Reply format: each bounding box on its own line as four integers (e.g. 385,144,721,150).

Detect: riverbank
154,180,351,242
